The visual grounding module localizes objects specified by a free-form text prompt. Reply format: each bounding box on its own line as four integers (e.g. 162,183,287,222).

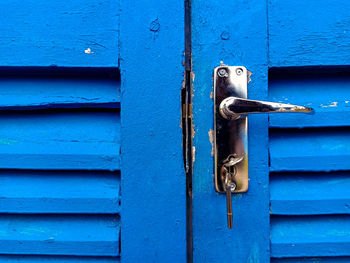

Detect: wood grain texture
268,67,350,128
120,1,186,262
0,67,120,109
271,215,350,257
270,172,350,215
0,170,120,213
0,256,119,262
0,111,120,170
0,215,119,256
270,128,350,172
0,1,119,67
192,0,270,261
268,0,350,66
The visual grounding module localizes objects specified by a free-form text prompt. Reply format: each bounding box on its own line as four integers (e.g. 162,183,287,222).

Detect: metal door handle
219,96,314,120
213,64,314,229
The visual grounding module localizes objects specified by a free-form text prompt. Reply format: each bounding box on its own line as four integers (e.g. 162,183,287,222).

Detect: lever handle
219,96,314,120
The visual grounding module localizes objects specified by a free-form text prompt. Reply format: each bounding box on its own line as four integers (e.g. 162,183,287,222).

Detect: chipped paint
208,129,214,156
321,101,338,108
192,146,196,163
84,48,94,54
247,70,252,83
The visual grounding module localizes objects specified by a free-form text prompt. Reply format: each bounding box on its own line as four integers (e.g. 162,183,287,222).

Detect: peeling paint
247,70,252,83
210,91,214,98
191,71,195,81
321,101,338,108
84,48,94,54
192,146,196,163
208,129,214,156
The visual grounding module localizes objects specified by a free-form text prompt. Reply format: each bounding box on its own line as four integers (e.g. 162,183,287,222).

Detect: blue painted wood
270,172,350,215
0,1,119,67
270,128,350,172
272,257,350,263
120,1,186,262
268,0,350,67
0,255,119,262
269,68,350,128
0,67,120,110
271,215,350,257
0,215,119,256
0,111,120,170
192,0,270,262
0,170,119,213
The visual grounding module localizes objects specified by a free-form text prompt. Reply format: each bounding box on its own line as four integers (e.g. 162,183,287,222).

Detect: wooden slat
271,215,350,258
268,0,350,67
272,257,350,263
0,111,120,170
0,255,119,262
269,128,350,172
0,68,120,110
268,68,350,128
120,0,187,261
0,215,119,256
270,172,350,215
0,170,119,213
0,1,119,67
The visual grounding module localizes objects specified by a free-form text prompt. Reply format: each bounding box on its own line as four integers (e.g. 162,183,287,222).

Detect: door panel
0,0,119,67
120,1,186,262
192,0,270,262
269,0,350,66
192,0,350,262
0,1,121,261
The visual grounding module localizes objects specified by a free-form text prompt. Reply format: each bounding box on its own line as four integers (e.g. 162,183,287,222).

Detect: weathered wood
192,0,270,261
269,67,350,128
0,68,120,109
269,0,350,67
0,1,119,67
271,215,350,257
270,172,350,215
0,256,119,263
0,111,120,170
270,127,350,172
0,170,120,213
0,215,119,256
120,1,186,262
272,257,350,263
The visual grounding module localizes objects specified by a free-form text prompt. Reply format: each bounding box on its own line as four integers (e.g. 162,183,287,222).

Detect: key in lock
220,155,244,229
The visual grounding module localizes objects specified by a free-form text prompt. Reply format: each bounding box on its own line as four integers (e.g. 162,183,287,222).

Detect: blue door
192,0,350,262
0,1,187,262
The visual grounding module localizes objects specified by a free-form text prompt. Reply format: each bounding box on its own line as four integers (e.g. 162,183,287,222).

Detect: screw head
218,68,228,77
236,68,243,76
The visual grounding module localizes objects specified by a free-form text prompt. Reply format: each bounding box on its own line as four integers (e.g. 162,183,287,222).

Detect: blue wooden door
0,1,186,262
192,0,350,262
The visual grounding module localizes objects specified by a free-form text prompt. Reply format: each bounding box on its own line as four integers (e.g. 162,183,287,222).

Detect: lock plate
214,65,248,193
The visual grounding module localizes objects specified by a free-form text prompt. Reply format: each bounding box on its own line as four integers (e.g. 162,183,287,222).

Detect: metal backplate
214,65,248,193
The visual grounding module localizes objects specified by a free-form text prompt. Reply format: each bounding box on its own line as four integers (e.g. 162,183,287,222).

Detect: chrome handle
219,96,314,120
213,65,315,229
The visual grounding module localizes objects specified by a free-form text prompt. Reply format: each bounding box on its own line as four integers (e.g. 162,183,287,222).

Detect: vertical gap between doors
182,0,193,262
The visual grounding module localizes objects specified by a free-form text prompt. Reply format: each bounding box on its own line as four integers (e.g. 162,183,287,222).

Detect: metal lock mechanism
213,64,314,228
